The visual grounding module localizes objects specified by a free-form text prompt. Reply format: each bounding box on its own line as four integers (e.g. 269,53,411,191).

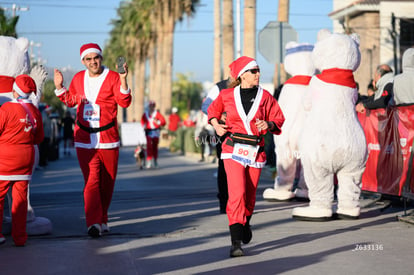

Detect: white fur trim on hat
13,82,29,97
238,60,258,78
80,48,102,61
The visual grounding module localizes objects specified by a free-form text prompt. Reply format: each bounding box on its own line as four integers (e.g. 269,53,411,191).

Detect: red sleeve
0,108,6,136
111,71,132,108
141,113,147,126
157,112,166,127
34,108,44,144
59,72,84,108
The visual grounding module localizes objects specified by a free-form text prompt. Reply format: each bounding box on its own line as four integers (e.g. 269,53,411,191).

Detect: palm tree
243,0,256,59
104,0,153,122
0,9,19,37
222,0,234,78
121,0,153,122
150,0,198,115
213,0,222,82
274,0,289,87
105,0,199,120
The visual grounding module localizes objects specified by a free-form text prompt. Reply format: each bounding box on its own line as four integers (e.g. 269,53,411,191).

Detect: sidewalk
1,146,414,275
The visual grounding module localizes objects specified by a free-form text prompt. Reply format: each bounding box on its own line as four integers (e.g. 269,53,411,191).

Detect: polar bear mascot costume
0,35,52,235
263,42,315,201
292,30,367,221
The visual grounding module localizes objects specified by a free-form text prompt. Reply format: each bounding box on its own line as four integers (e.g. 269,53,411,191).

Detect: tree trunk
160,11,175,115
222,0,234,78
243,0,256,58
132,52,146,122
148,36,158,105
149,0,163,108
213,0,222,82
125,71,135,122
278,0,289,23
273,0,289,87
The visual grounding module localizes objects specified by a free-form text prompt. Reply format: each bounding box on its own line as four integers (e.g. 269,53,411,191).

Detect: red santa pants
224,159,262,226
146,136,160,161
77,148,119,227
0,180,28,245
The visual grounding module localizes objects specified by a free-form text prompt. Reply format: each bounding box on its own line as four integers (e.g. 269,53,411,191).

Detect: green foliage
169,127,199,154
0,9,19,37
172,73,203,115
42,79,64,116
103,0,154,72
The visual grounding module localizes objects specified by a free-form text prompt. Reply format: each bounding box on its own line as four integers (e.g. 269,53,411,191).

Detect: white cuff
120,86,130,95
55,87,66,96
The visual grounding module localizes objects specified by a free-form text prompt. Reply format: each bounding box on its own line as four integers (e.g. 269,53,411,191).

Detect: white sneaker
294,188,309,199
263,188,295,201
292,206,332,221
101,223,110,233
336,207,360,219
87,223,101,238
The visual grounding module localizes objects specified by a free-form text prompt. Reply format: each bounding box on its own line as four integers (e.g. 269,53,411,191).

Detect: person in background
61,110,75,156
194,109,214,162
141,100,166,169
208,56,285,257
202,78,230,214
38,105,52,167
54,43,131,238
0,75,44,246
168,107,181,138
356,64,393,112
356,81,374,105
391,48,414,106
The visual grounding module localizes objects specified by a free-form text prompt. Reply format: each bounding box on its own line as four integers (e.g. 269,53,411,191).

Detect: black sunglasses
247,68,260,74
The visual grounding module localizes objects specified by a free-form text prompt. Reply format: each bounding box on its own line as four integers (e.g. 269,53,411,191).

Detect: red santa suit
55,67,131,230
208,85,285,225
168,112,180,132
141,105,166,167
0,75,44,246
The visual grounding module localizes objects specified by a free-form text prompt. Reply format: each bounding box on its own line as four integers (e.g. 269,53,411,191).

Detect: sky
2,0,334,84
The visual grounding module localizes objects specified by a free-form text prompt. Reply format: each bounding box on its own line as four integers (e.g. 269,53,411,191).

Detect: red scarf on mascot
316,68,357,88
284,75,312,86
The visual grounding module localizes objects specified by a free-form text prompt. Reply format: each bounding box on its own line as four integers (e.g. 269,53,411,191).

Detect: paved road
1,146,414,275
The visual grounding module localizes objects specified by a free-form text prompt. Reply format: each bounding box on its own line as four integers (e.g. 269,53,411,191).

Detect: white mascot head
0,36,31,76
0,35,47,107
284,41,315,77
312,30,361,73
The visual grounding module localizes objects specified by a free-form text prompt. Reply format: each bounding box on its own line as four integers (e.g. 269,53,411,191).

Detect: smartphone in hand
117,56,126,74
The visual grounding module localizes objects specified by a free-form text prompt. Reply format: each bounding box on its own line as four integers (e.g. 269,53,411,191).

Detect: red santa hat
13,74,37,98
229,56,258,79
80,43,102,61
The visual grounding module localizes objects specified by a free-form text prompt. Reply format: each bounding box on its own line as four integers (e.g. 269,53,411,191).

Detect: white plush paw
263,188,295,201
27,216,53,235
294,188,309,199
30,65,48,92
336,207,360,219
292,206,332,221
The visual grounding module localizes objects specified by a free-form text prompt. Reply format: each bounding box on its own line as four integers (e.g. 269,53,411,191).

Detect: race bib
83,103,100,122
231,143,259,165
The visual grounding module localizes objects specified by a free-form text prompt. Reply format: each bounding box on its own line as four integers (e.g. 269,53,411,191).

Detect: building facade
329,0,414,95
